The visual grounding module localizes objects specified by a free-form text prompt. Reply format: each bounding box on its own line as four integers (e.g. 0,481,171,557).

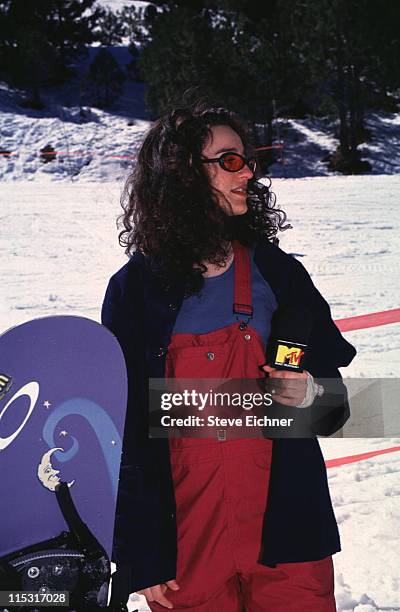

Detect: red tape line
334,308,400,332
1,144,284,158
329,311,400,467
326,445,400,468
255,144,285,151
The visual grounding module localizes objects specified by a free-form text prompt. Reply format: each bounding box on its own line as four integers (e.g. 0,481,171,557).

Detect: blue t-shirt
172,248,278,349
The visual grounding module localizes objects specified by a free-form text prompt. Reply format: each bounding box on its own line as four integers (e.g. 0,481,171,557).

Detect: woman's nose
239,164,254,179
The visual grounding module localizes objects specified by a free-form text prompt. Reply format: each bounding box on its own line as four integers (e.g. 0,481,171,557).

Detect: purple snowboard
0,316,127,559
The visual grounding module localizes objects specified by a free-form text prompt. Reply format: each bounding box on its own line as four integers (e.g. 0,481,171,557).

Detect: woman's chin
218,196,248,216
231,202,248,216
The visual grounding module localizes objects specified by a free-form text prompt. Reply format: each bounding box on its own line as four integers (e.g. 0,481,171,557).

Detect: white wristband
296,371,324,408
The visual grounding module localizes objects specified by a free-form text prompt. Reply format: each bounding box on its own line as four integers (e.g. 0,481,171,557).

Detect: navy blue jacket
101,238,356,593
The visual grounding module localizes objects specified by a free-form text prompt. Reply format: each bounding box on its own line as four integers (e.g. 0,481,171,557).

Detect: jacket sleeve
101,270,178,595
101,276,125,341
289,257,356,436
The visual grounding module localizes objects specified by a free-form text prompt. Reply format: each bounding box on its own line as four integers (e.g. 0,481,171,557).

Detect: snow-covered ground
2,75,400,182
2,107,400,181
98,0,149,10
269,113,400,177
0,85,149,182
1,12,399,608
1,174,399,611
277,175,400,378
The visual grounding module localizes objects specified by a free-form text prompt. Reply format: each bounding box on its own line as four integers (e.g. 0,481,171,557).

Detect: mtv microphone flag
264,306,312,372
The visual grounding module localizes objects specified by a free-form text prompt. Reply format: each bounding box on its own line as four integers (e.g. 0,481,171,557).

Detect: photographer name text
160,415,294,428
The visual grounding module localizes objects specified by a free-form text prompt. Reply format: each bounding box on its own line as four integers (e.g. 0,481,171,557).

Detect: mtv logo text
274,342,306,369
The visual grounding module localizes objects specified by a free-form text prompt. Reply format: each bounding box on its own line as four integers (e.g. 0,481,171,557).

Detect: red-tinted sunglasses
200,151,257,174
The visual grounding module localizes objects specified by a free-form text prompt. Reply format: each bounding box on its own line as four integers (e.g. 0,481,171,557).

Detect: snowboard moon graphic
0,316,128,559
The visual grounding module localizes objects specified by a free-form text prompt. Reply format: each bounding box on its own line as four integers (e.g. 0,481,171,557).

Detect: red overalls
150,241,335,611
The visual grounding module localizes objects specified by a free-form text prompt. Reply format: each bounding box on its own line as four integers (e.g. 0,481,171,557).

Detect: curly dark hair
119,101,290,295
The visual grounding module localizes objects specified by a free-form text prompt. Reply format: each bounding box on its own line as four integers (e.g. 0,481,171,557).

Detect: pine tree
287,0,376,172
137,0,399,174
0,0,97,103
118,4,145,80
139,6,219,115
93,6,127,47
40,0,98,72
81,48,125,108
138,1,311,168
120,3,146,44
138,4,275,120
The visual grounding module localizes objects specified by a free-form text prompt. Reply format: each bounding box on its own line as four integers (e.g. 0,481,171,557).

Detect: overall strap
232,240,253,320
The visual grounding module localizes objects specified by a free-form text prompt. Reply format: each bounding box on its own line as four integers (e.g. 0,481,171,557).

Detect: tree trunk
349,66,359,167
335,17,350,157
31,84,42,108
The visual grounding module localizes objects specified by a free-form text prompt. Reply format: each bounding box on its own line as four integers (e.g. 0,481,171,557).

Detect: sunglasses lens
221,153,245,172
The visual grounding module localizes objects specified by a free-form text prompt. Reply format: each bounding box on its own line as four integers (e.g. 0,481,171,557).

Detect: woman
102,103,356,611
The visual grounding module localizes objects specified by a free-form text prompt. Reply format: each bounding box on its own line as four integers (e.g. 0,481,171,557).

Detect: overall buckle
217,429,227,442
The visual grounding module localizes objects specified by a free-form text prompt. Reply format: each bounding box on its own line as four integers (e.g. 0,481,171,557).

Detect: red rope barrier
334,308,400,332
255,144,285,151
0,150,138,159
1,144,285,159
326,445,400,468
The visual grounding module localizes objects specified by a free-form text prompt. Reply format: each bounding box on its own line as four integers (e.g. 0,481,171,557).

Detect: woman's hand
261,364,308,407
137,579,180,609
